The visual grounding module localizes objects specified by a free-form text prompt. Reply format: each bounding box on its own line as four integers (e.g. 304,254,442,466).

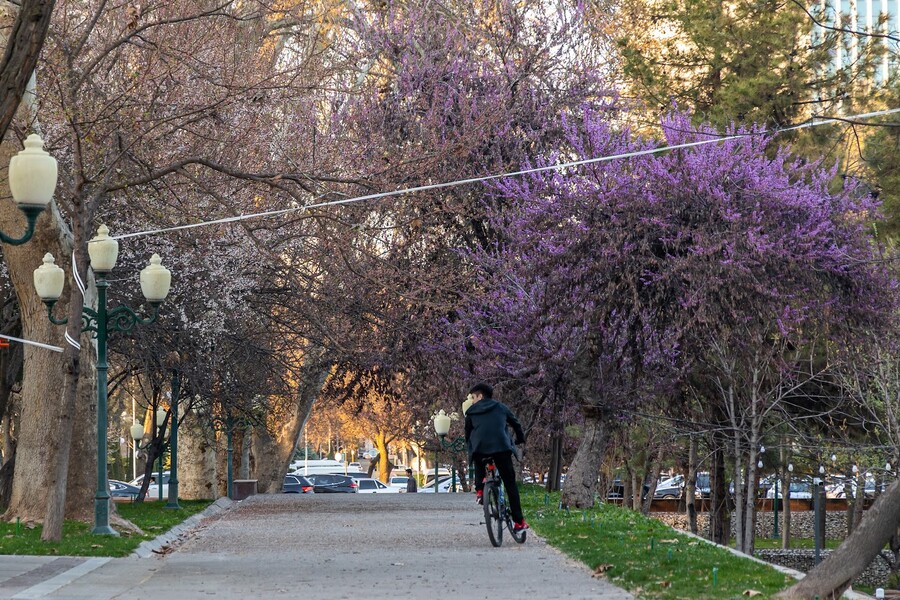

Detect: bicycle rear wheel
483,482,503,547
508,516,527,544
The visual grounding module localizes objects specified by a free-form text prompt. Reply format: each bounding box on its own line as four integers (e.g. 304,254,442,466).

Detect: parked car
129,472,170,499
827,476,879,499
389,476,410,491
109,479,143,502
305,474,358,493
766,478,813,499
349,462,361,470
653,475,683,498
282,474,314,494
354,478,401,493
418,477,459,493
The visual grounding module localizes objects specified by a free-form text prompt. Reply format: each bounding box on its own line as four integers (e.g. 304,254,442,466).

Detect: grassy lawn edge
0,499,213,557
521,485,796,599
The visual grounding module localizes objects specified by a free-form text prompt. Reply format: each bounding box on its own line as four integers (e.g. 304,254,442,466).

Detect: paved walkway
0,494,632,599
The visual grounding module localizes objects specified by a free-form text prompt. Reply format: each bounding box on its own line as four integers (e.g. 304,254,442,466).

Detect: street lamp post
2,134,56,245
35,225,171,535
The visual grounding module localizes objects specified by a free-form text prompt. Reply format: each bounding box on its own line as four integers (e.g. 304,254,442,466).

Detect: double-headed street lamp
34,225,171,535
3,133,56,245
432,409,466,493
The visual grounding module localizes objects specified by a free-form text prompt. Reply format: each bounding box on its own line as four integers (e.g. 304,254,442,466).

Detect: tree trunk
374,432,391,482
251,344,328,493
709,434,731,545
546,433,563,492
641,444,665,515
782,466,792,549
776,479,900,599
177,412,216,500
686,436,698,534
851,470,865,534
560,407,611,509
2,213,95,528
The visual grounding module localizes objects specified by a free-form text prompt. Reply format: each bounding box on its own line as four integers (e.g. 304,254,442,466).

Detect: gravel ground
33,493,633,599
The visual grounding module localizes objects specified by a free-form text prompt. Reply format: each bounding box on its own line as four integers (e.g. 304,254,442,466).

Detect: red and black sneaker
513,520,530,532
475,489,483,505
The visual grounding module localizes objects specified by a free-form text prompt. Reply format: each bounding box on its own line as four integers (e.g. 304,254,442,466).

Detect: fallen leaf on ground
656,581,672,588
743,590,763,597
593,564,612,577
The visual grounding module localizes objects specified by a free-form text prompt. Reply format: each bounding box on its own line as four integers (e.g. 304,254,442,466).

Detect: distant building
812,0,899,85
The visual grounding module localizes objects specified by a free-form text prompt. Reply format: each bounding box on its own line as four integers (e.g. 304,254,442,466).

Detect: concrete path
0,494,632,599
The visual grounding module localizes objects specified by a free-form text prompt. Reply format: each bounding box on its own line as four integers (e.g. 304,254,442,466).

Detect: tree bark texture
177,413,216,500
0,0,56,142
776,479,900,599
560,407,612,509
251,344,328,493
0,199,94,525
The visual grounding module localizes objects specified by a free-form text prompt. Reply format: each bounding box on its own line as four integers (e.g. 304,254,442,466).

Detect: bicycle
481,457,527,547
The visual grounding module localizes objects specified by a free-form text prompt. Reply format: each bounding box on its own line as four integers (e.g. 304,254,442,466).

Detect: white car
129,471,170,500
389,476,410,491
354,478,401,493
418,477,460,493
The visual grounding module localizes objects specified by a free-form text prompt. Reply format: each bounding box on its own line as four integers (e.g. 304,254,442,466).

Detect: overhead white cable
111,106,900,242
0,333,63,353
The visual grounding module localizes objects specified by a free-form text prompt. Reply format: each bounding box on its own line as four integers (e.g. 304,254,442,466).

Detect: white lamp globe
433,410,451,436
33,253,65,300
8,134,57,208
88,225,118,273
140,254,171,303
156,408,167,428
130,423,146,442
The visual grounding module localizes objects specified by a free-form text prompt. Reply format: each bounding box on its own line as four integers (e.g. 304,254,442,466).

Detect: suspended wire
0,333,62,353
111,106,900,242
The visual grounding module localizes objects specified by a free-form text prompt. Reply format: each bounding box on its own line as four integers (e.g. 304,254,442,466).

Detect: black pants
473,451,523,523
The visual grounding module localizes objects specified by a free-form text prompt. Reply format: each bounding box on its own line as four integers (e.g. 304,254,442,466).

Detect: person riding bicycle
464,382,529,532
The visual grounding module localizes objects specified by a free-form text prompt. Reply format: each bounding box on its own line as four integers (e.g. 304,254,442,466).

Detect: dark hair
405,468,412,474
469,382,493,398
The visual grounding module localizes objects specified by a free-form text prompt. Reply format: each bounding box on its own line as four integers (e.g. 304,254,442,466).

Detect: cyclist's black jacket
464,398,526,459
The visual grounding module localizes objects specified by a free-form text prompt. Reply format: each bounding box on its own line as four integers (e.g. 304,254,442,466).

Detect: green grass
521,486,794,599
0,500,211,557
754,537,843,550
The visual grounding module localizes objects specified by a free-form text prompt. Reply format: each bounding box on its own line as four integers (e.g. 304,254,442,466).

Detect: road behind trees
12,493,633,599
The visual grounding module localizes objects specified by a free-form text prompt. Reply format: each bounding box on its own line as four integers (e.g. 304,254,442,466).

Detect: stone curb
673,528,871,599
131,497,234,558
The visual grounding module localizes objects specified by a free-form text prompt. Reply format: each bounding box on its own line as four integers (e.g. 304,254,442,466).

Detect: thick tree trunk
177,413,217,500
251,344,328,493
560,407,612,509
374,432,391,482
2,211,95,526
776,479,900,599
